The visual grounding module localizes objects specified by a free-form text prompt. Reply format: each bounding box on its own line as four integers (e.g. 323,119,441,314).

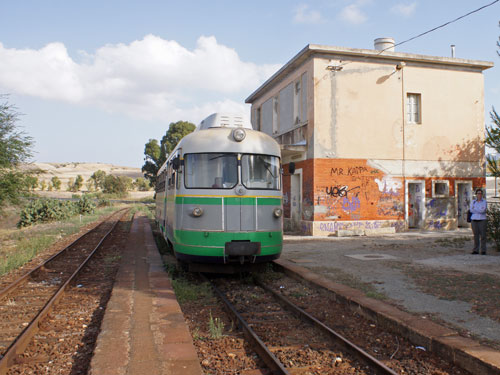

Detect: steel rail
0,209,128,374
254,277,399,375
203,275,290,375
0,208,128,300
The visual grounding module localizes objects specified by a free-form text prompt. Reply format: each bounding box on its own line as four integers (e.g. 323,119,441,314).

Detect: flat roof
245,44,494,103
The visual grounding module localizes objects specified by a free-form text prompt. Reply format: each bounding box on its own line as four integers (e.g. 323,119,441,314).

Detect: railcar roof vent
198,113,252,130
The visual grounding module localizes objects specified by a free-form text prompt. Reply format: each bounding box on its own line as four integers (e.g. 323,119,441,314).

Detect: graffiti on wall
316,219,405,234
314,160,404,221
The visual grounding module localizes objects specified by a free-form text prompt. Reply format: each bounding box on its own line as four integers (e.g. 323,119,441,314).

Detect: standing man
470,188,487,255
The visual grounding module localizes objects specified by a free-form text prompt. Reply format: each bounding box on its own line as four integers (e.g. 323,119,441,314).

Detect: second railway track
176,267,473,375
0,208,129,374
208,274,398,375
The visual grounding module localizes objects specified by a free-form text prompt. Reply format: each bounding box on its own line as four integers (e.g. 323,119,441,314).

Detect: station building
246,39,494,235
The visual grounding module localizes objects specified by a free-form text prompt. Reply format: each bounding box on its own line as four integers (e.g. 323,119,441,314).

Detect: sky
1,0,499,168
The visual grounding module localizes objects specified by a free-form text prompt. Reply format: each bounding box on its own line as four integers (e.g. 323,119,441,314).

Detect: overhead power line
381,0,500,53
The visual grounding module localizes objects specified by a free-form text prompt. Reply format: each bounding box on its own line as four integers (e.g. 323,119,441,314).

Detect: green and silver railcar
155,113,283,270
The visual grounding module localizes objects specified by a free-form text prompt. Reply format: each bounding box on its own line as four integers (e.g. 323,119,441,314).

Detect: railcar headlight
232,128,246,142
273,208,283,218
192,207,203,217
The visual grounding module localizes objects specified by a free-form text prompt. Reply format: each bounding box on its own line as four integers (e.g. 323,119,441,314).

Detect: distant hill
23,162,144,189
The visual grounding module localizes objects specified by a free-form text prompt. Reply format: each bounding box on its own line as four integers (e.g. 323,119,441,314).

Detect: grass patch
129,203,155,219
171,279,214,304
0,205,124,277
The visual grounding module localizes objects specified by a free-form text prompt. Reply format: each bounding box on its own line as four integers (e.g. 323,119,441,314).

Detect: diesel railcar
155,113,283,272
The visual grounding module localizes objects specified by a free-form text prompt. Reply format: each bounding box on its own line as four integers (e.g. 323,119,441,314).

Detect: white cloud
339,3,367,25
0,35,280,122
390,2,417,17
293,4,323,24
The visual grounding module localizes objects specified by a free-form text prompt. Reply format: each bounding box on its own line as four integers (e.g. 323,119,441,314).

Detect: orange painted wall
283,159,486,223
312,159,404,221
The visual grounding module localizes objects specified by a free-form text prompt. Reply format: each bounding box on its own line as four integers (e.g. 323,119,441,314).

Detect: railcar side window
241,155,280,190
185,153,238,189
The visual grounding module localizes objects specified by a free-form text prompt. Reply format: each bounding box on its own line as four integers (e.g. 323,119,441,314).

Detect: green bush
18,198,76,227
103,175,129,197
18,196,96,227
487,203,500,252
97,197,111,207
76,194,96,215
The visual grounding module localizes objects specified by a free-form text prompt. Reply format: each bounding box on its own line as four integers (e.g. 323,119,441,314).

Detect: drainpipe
397,62,407,228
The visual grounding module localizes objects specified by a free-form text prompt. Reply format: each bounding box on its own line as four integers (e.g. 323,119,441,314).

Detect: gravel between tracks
176,270,471,374
1,214,128,375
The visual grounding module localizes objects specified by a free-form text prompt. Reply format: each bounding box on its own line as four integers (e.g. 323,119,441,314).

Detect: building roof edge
245,44,494,104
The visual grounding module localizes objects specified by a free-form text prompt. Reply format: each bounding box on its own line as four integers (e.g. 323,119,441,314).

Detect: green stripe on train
175,229,282,245
174,196,281,205
173,243,282,257
173,230,282,256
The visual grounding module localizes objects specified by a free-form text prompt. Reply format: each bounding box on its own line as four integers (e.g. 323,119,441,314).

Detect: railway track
207,274,399,375
0,208,129,374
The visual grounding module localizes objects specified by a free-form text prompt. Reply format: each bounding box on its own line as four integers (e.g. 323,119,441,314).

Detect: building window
272,96,279,134
407,93,421,124
432,180,449,197
254,107,261,131
292,73,308,126
294,80,301,124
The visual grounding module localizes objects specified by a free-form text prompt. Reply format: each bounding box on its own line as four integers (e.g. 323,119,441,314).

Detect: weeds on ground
172,279,214,304
129,204,154,219
0,205,121,277
192,327,203,341
208,312,225,339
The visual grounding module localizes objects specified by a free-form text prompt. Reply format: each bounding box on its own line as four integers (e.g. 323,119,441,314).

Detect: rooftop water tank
374,37,395,52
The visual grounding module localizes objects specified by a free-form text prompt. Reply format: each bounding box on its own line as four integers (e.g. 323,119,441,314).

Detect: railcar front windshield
185,153,238,189
241,154,280,190
184,153,280,190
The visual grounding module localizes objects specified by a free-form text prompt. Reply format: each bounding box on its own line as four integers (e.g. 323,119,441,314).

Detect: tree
141,120,195,187
25,176,38,191
142,139,162,187
89,170,106,190
134,177,150,191
162,121,196,155
67,178,75,192
486,108,500,176
74,174,84,191
0,97,34,210
85,178,95,191
39,180,47,191
51,176,61,190
103,175,129,196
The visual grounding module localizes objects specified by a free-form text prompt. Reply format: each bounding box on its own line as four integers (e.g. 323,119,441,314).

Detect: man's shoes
471,251,479,254
481,252,486,255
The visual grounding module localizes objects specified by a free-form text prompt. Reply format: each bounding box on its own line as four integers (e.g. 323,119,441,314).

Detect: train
155,113,283,272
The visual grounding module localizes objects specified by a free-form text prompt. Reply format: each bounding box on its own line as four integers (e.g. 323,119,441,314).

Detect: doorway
456,182,472,227
290,170,302,231
407,181,425,228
